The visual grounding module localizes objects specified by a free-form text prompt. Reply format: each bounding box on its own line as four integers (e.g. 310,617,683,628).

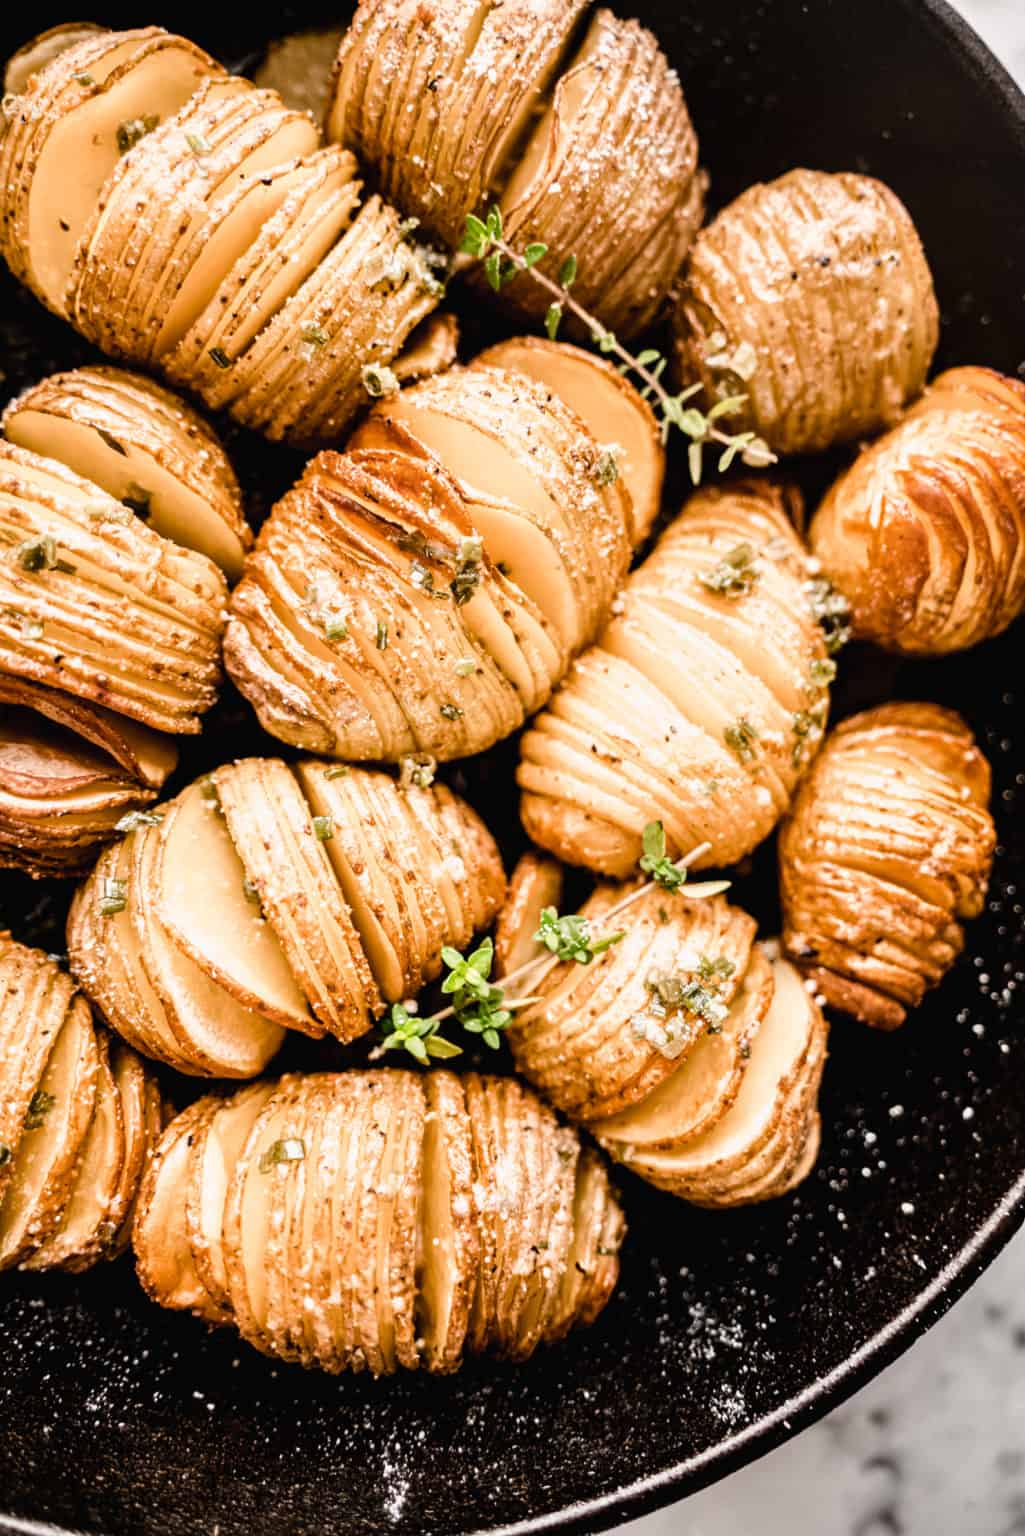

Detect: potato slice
494,850,564,977
21,1029,124,1271
185,1082,275,1318
518,478,830,876
214,758,378,1041
129,808,287,1076
134,1095,224,1320
101,1040,161,1259
3,366,250,580
164,146,360,395
24,31,221,314
0,991,99,1268
154,780,313,1038
0,936,76,1204
549,1145,625,1338
416,1072,479,1374
4,24,105,95
476,338,664,545
392,312,460,385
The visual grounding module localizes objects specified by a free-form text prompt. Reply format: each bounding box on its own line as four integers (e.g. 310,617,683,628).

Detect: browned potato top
672,168,938,456
780,702,995,1029
809,366,1025,655
133,1069,624,1374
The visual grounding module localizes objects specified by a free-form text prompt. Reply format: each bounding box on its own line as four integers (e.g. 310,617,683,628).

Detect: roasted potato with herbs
496,859,827,1207
0,933,162,1273
808,367,1025,655
0,28,452,449
327,0,704,337
225,359,634,761
133,1068,624,1374
672,169,939,457
518,478,835,876
779,702,995,1030
0,674,177,877
3,366,250,580
68,758,505,1076
0,439,227,735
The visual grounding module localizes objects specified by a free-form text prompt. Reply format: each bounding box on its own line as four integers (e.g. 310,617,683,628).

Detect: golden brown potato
326,1,703,337
498,869,827,1207
225,361,632,761
3,24,104,95
0,932,161,1272
808,367,1025,655
1,29,454,449
68,758,505,1076
483,10,705,339
326,0,588,251
133,1068,624,1373
518,478,835,876
672,169,938,456
780,702,995,1029
474,337,665,545
3,366,250,580
0,440,226,735
0,673,177,878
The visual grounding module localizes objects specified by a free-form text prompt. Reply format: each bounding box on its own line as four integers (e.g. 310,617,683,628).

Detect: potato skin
808,367,1025,655
518,478,833,876
672,169,938,456
779,702,995,1028
132,1069,624,1375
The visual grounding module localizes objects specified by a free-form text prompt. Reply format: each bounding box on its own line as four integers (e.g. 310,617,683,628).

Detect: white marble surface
624,4,1025,1533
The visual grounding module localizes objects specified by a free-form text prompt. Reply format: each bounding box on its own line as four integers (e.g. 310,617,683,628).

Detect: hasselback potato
3,366,250,580
134,1068,624,1374
0,439,226,735
225,358,634,761
326,0,704,337
0,28,451,448
496,858,827,1207
68,758,505,1076
518,478,835,876
779,702,995,1030
808,367,1025,655
0,674,177,877
0,933,162,1272
672,169,938,456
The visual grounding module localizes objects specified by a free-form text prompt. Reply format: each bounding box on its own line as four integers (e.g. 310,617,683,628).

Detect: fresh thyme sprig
377,831,729,1064
460,207,776,483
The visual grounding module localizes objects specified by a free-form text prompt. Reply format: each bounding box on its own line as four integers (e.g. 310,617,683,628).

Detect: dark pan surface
1,2,1025,1532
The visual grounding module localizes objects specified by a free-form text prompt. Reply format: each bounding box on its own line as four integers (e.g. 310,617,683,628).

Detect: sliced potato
134,1069,623,1374
519,478,830,875
475,337,664,545
4,24,105,96
780,702,995,1028
494,850,564,977
3,366,250,580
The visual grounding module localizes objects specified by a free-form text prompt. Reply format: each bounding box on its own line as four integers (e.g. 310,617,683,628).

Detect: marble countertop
624,3,1025,1533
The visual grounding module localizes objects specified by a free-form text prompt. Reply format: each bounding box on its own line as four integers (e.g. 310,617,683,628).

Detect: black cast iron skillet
1,2,1024,1532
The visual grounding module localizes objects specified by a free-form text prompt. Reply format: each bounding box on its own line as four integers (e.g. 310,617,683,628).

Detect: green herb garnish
115,810,163,834
534,907,624,964
185,131,211,155
14,534,74,574
724,717,758,763
361,362,400,398
450,536,483,606
24,1090,55,1131
122,483,152,520
810,657,837,687
98,877,127,916
323,764,350,780
259,1138,306,1173
805,577,852,655
440,702,463,721
698,542,759,596
638,820,688,892
209,347,232,370
399,753,436,790
312,815,334,842
376,619,389,650
116,115,159,155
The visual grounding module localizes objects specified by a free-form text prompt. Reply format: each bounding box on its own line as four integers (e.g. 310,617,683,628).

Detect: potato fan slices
672,168,939,456
518,478,833,876
809,367,1025,655
134,1068,624,1374
0,27,453,448
225,354,635,761
0,933,161,1273
3,365,250,580
780,702,996,1030
326,0,705,336
68,758,506,1076
0,673,177,877
496,859,827,1207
